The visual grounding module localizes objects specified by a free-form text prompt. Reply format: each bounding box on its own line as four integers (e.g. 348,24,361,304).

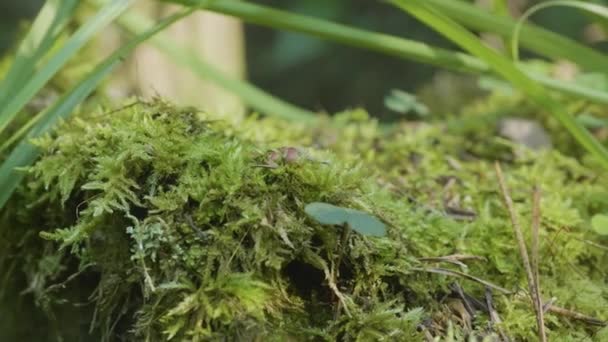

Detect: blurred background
1,0,606,120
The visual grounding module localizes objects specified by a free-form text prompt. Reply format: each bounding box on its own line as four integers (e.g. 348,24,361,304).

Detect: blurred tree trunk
111,3,246,119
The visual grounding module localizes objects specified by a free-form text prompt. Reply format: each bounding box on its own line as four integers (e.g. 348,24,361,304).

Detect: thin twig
419,254,485,262
546,305,607,326
42,263,94,294
542,297,557,313
450,282,476,318
419,254,485,269
485,287,509,342
531,186,547,342
576,238,608,252
326,265,351,318
494,163,545,342
411,267,511,294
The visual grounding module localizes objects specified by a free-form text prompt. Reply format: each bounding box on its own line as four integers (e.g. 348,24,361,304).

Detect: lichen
1,97,607,341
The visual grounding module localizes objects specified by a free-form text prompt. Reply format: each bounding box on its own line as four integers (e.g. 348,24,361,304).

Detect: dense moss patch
1,98,607,341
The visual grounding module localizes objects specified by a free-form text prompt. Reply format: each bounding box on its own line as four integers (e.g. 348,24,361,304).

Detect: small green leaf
305,202,349,225
591,214,608,235
346,210,387,237
305,202,386,237
384,89,429,117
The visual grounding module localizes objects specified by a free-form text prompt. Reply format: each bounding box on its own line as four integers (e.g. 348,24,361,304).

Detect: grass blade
390,0,608,170
0,110,45,155
0,0,133,137
425,0,608,73
163,0,489,73
512,1,608,61
0,9,192,209
161,0,608,107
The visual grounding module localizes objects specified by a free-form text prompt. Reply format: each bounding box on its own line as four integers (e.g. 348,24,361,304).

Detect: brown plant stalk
495,163,546,342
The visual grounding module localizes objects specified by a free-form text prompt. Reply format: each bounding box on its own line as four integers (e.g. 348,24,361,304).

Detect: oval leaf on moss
305,202,348,225
305,202,386,237
591,214,608,235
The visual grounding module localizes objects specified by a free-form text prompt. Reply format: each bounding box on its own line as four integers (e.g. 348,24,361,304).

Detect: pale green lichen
1,96,607,341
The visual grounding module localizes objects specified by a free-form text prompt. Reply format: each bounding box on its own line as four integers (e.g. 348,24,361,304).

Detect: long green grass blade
0,0,79,107
390,0,608,170
0,110,45,155
0,9,192,210
163,0,489,73
161,0,608,107
0,0,133,137
528,73,608,105
512,1,608,61
425,0,608,73
102,1,317,122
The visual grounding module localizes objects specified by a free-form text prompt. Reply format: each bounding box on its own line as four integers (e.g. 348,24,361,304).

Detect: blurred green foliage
1,0,607,117
244,0,603,117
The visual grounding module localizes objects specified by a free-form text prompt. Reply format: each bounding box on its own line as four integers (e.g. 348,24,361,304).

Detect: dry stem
546,305,607,326
494,163,546,342
531,186,546,341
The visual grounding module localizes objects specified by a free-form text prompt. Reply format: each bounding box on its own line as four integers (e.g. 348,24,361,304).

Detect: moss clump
1,98,607,341
1,100,425,341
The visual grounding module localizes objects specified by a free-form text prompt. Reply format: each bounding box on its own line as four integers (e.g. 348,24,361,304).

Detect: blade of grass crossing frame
160,0,608,107
0,0,133,137
512,1,608,61
0,9,193,210
0,0,79,106
390,0,608,170
162,0,489,73
0,110,45,155
425,0,608,73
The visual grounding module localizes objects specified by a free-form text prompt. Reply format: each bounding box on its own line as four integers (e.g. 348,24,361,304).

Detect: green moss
1,98,607,341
